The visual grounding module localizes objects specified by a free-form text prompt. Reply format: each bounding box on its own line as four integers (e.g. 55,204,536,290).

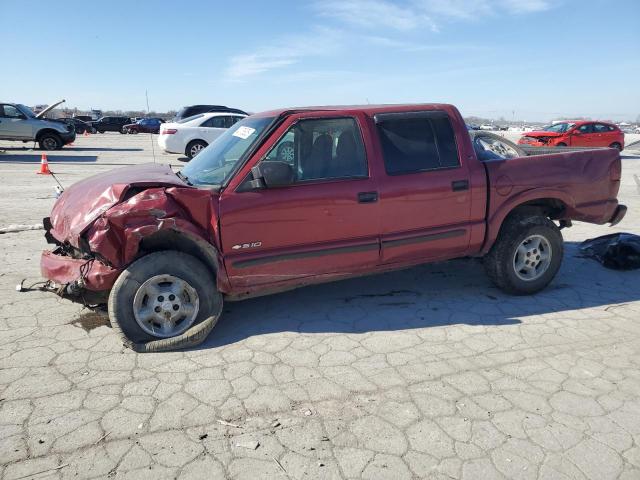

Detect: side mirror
249,161,294,189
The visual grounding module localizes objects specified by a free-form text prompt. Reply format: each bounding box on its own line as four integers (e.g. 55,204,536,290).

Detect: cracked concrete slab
1,134,640,479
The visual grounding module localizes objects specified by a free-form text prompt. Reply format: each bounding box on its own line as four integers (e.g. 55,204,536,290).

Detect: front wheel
120,127,127,134
38,133,62,150
108,251,222,349
484,215,563,295
556,142,567,147
186,140,208,159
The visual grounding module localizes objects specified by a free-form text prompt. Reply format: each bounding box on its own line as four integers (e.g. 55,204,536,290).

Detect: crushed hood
50,163,189,247
524,131,564,138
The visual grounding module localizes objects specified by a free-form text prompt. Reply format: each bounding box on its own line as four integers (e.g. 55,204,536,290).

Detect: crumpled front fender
85,186,220,269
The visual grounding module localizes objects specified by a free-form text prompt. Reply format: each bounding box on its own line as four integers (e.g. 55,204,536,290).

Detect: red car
518,121,624,151
40,104,626,350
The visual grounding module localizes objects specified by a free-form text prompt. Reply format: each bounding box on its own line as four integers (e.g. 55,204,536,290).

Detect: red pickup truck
40,104,627,350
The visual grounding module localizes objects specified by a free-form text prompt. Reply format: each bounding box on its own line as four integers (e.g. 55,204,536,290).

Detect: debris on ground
235,440,260,450
0,223,44,234
217,419,242,428
579,233,640,270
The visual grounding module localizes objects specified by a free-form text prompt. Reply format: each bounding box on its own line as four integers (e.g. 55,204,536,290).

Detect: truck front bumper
40,248,120,303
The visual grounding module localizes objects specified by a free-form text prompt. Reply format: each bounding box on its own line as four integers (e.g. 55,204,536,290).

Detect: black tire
609,142,622,151
108,251,222,351
97,129,104,134
484,215,563,295
186,140,208,159
556,142,567,147
119,127,127,134
38,132,62,150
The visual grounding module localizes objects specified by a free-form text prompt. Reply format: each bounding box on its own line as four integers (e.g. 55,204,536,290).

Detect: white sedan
158,112,247,159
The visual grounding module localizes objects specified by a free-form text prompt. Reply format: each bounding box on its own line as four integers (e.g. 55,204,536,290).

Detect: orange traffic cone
37,153,52,175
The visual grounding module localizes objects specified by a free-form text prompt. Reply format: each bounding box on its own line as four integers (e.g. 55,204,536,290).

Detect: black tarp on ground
579,233,640,270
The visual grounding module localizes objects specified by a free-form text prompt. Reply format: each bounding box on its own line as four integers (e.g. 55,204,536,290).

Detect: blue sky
1,0,639,121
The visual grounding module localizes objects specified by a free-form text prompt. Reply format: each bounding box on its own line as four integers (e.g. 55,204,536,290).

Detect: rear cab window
374,111,460,175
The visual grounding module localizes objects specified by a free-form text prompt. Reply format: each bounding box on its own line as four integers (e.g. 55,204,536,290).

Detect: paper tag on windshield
233,126,255,140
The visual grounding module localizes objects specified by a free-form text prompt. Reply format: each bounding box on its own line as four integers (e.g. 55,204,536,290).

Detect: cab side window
262,117,367,182
578,124,594,134
376,112,460,175
1,105,24,119
201,116,228,128
594,123,612,133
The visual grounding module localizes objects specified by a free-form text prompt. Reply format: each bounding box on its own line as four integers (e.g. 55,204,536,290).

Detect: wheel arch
481,192,573,255
138,229,221,283
35,128,63,140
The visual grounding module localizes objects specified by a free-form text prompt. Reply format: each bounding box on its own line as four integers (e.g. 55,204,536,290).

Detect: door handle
358,191,378,203
451,180,469,192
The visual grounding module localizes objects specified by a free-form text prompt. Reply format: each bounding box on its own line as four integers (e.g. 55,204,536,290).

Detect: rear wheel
186,140,208,159
484,215,563,295
120,126,127,134
609,142,622,151
556,142,567,147
108,251,222,349
38,132,62,150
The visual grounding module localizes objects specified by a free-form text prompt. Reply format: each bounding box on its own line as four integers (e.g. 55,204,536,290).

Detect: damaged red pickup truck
41,104,627,351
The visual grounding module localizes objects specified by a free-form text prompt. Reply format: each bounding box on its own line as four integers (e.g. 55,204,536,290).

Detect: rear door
219,113,381,288
200,116,229,143
374,111,473,264
572,123,595,146
593,123,616,147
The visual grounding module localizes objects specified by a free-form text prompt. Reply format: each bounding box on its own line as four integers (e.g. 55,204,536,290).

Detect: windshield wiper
175,171,193,186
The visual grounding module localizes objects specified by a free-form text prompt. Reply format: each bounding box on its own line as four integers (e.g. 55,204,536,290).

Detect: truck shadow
198,242,639,350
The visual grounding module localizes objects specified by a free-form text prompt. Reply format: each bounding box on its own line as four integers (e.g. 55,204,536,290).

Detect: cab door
219,113,381,289
0,104,32,139
373,111,475,264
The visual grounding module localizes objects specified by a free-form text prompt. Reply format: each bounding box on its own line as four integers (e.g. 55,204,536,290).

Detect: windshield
180,116,275,187
542,122,575,133
17,104,36,118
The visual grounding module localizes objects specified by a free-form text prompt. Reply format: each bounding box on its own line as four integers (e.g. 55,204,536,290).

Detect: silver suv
0,102,76,150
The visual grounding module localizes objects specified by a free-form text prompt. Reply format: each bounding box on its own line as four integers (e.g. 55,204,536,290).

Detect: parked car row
158,112,247,158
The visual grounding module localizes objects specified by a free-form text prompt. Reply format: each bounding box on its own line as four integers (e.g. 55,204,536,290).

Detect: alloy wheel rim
133,274,199,338
512,234,552,281
191,144,205,157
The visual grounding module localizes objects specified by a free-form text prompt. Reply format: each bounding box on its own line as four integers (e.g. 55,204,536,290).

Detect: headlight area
40,218,120,305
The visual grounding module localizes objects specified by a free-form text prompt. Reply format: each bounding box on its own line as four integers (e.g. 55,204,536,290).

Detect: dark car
173,105,248,122
56,117,94,134
123,117,164,134
93,116,132,134
73,115,94,123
